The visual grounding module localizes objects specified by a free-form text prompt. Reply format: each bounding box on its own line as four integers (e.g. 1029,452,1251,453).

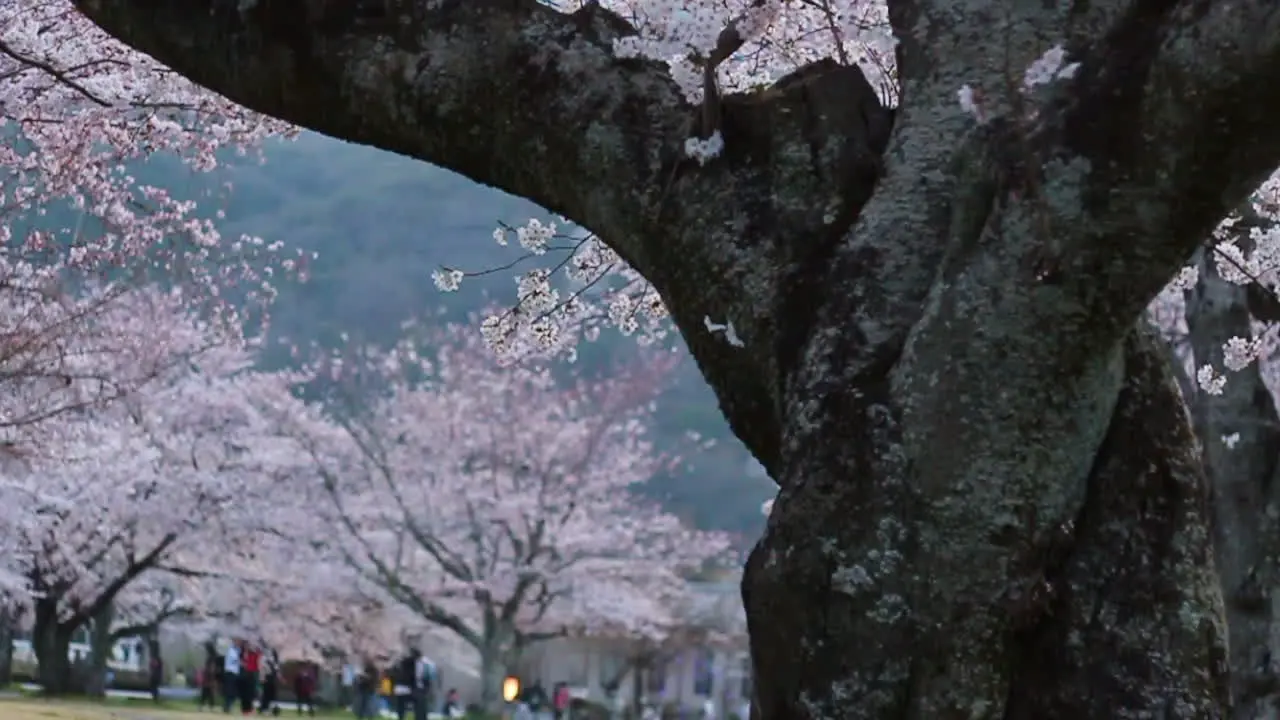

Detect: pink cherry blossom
262,323,733,702
0,291,308,687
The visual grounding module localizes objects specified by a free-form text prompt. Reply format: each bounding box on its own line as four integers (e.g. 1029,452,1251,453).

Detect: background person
442,688,463,719
198,653,218,710
355,659,379,720
223,640,242,714
293,662,316,717
239,642,261,715
259,649,281,715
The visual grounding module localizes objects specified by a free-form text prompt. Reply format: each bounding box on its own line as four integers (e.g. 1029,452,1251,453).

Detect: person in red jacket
240,644,262,715
553,682,571,720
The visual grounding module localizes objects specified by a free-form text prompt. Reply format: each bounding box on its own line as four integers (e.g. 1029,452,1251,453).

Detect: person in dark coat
148,653,164,704
395,650,423,720
258,649,281,715
293,663,316,717
198,653,218,710
355,658,379,720
523,680,548,714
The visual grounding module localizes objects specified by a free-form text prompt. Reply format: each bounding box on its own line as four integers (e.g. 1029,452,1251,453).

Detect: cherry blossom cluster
590,0,896,103
0,289,316,640
1,0,308,335
0,0,316,473
0,285,237,453
182,544,431,664
1150,172,1280,395
435,223,672,362
263,322,734,663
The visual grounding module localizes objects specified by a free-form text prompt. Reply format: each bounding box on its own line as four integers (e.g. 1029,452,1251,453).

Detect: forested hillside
135,133,774,537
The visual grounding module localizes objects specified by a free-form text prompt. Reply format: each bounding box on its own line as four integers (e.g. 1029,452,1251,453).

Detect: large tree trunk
55,0,1280,717
1185,243,1280,719
745,325,1229,718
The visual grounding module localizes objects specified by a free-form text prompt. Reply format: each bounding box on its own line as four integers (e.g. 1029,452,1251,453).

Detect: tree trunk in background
630,659,647,718
33,598,75,696
0,602,19,688
1185,245,1280,719
478,648,506,713
81,602,116,698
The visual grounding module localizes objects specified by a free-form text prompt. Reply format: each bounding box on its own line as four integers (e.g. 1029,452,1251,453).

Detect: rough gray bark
1185,238,1280,719
477,647,508,712
81,601,116,698
32,596,76,695
70,0,1280,716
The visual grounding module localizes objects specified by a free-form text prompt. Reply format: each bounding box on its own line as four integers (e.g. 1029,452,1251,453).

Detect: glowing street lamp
502,676,521,703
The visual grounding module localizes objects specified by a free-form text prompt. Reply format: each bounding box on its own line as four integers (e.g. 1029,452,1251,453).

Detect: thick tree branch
1054,0,1280,332
71,533,177,629
110,608,190,643
72,0,687,273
